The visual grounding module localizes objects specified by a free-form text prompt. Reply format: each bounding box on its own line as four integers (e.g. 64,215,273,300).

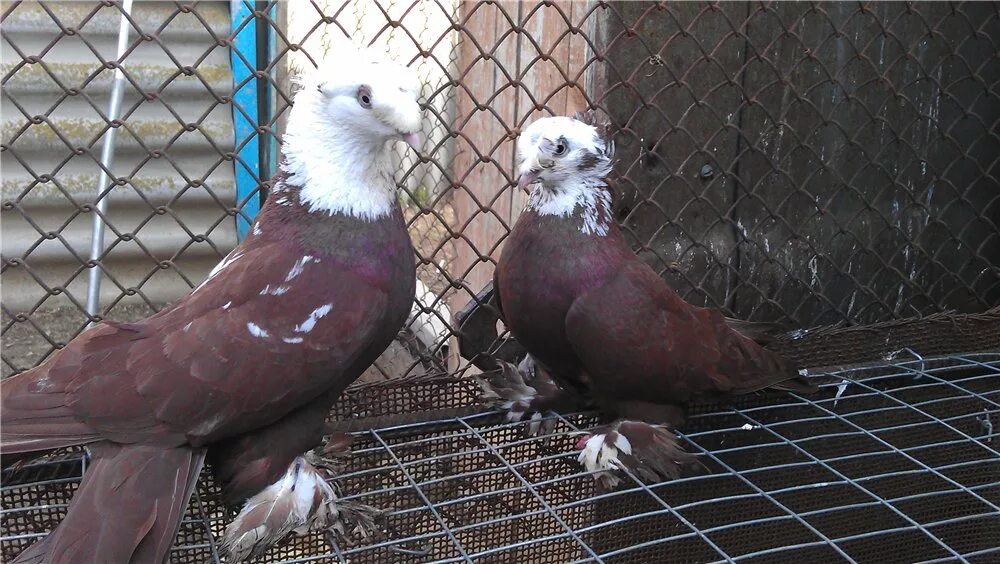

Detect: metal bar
190,487,222,564
679,430,859,562
895,362,1000,410
734,409,966,560
801,378,1000,484
919,546,1000,564
457,418,606,562
550,413,740,563
369,428,474,563
4,355,998,562
84,0,134,320
230,0,262,239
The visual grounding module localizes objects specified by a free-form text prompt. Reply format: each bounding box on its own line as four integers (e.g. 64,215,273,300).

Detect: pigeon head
516,112,616,236
309,53,422,147
516,112,614,192
280,51,423,219
314,57,420,146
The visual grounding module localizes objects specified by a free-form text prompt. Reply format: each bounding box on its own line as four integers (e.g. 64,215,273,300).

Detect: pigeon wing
564,261,808,407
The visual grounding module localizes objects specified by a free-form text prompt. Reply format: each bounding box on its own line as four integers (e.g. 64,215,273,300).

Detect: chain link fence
3,1,998,382
2,1,999,562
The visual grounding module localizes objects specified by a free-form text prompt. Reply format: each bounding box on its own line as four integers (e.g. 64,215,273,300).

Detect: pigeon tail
769,373,818,394
723,317,786,346
14,443,204,564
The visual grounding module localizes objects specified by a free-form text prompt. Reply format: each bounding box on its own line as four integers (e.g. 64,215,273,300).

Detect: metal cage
2,1,998,562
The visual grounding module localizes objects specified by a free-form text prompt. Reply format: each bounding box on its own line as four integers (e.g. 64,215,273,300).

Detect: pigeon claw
323,498,385,549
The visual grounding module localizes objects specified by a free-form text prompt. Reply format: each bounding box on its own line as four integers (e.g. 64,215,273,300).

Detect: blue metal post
230,0,261,240
266,2,278,180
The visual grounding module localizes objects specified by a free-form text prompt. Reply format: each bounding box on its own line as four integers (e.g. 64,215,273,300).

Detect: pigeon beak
401,132,421,150
517,169,541,193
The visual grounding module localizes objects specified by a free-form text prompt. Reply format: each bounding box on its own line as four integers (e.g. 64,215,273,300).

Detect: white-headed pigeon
1,50,421,562
489,111,815,487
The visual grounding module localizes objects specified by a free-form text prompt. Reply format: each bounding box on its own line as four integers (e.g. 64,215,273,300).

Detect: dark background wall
601,1,999,328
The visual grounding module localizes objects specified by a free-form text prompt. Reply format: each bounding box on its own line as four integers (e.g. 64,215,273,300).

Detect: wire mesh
2,353,997,563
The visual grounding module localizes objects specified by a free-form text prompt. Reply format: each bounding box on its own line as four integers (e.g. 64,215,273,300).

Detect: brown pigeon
490,112,814,487
1,51,421,562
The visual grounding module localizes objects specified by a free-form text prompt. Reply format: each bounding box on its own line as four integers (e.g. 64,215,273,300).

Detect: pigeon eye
357,86,372,109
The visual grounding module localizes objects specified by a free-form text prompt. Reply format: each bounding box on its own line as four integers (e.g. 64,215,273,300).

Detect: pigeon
457,281,789,423
1,50,421,563
490,111,815,487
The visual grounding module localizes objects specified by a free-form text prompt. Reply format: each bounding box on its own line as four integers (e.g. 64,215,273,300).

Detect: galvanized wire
2,353,997,562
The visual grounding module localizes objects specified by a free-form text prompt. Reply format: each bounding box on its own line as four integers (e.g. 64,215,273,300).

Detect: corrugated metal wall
2,1,237,371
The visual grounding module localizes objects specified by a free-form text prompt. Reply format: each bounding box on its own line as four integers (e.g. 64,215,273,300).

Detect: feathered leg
576,420,698,489
220,456,381,562
14,443,204,564
477,356,588,435
209,389,340,508
211,391,374,562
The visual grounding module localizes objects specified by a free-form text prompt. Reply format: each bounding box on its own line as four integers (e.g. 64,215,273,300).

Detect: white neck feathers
526,179,612,236
279,89,396,220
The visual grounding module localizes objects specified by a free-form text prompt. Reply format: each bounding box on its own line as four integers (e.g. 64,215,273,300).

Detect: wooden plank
450,0,515,315
450,0,596,312
512,1,594,214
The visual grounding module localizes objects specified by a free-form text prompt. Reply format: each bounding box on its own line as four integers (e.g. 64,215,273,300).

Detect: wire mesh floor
2,352,998,563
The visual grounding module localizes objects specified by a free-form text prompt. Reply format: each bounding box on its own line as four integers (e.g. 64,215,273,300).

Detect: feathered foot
576,420,699,489
220,456,382,562
476,356,559,436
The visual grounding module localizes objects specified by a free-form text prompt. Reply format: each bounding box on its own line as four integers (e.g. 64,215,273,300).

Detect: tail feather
1,367,100,461
725,326,819,397
13,443,205,564
723,317,785,345
769,374,818,394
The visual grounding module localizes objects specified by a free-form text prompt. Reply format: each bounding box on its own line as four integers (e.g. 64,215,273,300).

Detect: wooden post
450,1,600,315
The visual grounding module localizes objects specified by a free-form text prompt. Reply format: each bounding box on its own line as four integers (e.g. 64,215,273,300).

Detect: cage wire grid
2,352,998,563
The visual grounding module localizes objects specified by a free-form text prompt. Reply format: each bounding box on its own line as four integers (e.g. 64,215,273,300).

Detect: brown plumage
12,444,203,564
1,53,421,562
492,112,815,486
459,282,794,423
1,178,414,562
